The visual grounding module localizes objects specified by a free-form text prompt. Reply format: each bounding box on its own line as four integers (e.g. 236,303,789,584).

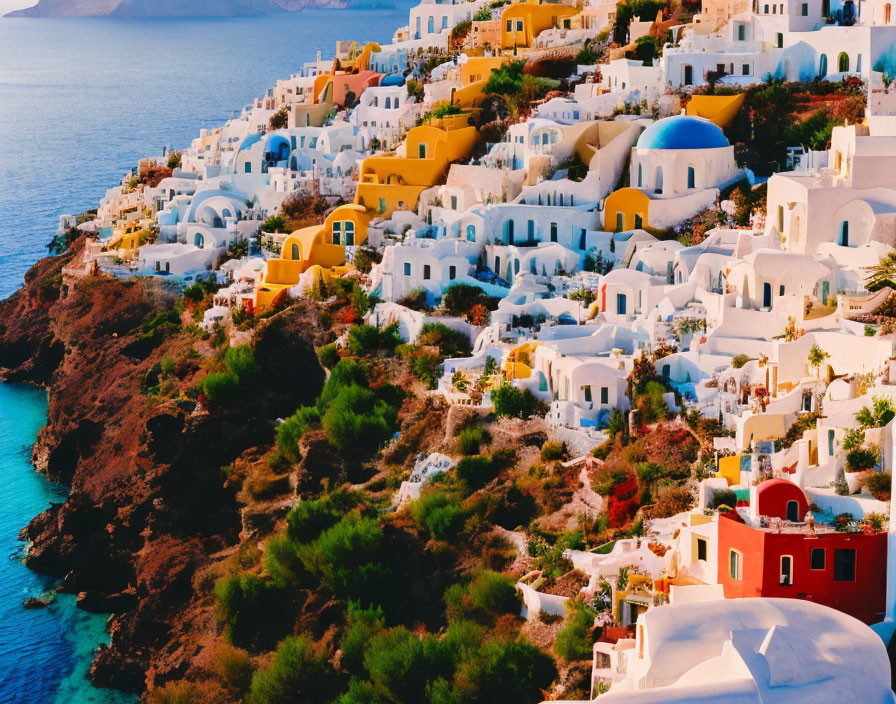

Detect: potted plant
845,445,880,493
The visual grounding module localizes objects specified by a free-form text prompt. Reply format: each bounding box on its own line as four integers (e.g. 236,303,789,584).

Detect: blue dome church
631,115,738,201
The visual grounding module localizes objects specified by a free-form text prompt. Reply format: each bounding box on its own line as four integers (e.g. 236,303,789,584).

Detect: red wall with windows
718,515,886,624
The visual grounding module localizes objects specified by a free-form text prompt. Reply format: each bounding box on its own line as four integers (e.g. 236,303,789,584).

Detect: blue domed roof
636,116,729,150
380,73,406,87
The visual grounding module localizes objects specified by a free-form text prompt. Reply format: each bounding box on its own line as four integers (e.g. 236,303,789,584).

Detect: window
423,264,431,280
683,64,693,85
616,212,624,232
776,32,783,48
819,53,828,77
764,3,769,11
527,219,535,240
838,51,849,73
738,24,746,40
697,538,707,562
810,548,826,570
332,221,342,245
634,213,643,229
801,2,808,14
687,166,695,189
418,143,427,158
503,219,514,244
403,262,411,276
729,550,742,580
839,221,849,246
777,205,784,233
506,19,512,30
637,163,643,186
516,19,523,31
779,284,785,297
450,195,457,210
833,549,855,581
743,63,750,75
449,265,456,280
244,162,252,173
550,222,558,242
343,221,355,246
616,293,626,315
466,224,476,242
600,386,609,404
378,197,387,214
583,385,592,403
780,555,793,586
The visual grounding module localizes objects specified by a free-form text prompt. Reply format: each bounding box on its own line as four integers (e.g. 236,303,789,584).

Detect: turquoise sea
0,7,409,701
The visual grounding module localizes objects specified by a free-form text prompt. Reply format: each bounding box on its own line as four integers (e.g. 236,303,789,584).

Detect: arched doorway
194,232,204,248
290,242,300,260
818,53,828,77
838,52,849,72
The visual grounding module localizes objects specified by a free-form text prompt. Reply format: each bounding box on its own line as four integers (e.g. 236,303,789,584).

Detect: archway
290,242,300,260
818,53,828,77
194,232,204,249
838,52,849,73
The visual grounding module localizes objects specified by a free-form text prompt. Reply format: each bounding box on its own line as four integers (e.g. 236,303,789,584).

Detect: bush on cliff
200,345,261,408
491,383,543,419
214,574,292,651
346,323,401,356
275,406,320,463
322,384,398,454
247,635,339,704
409,490,467,541
554,604,596,662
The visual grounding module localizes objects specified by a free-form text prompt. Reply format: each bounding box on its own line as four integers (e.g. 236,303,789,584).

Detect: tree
554,606,595,662
302,515,388,601
276,406,320,462
410,490,467,541
807,344,830,379
452,636,557,703
865,252,896,291
167,151,182,169
322,383,397,453
473,7,491,20
247,635,338,704
262,215,287,233
269,108,288,131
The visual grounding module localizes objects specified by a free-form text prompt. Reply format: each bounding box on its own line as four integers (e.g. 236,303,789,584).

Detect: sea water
0,7,409,700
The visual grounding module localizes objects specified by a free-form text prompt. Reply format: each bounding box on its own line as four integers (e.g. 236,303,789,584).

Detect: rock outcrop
0,249,325,694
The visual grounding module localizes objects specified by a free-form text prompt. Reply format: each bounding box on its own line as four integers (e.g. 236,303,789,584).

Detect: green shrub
214,574,291,651
465,570,520,615
317,359,368,410
709,488,737,511
210,643,255,698
491,383,542,419
199,344,260,408
731,354,750,369
452,636,557,703
347,323,401,356
455,454,498,490
247,635,337,704
322,384,397,454
410,490,467,541
275,405,320,462
540,441,567,462
418,323,472,358
363,628,431,702
302,515,388,601
408,348,443,388
443,283,499,317
458,426,485,455
846,446,879,472
340,602,386,672
317,342,339,369
866,471,891,501
554,607,594,662
262,534,306,586
286,497,341,543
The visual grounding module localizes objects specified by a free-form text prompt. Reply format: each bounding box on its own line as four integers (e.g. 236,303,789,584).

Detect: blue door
616,293,626,315
763,282,772,308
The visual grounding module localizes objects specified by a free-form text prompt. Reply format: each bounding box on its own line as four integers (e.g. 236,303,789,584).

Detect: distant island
5,0,370,17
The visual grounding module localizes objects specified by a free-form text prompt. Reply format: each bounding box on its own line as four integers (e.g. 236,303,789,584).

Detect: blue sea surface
0,7,409,701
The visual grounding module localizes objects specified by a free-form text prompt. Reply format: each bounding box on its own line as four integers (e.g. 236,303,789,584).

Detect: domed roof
380,73,406,87
636,115,729,150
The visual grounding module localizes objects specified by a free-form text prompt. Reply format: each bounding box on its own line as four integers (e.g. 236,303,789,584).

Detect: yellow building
603,188,650,232
500,0,579,50
256,204,371,310
685,94,746,129
355,124,479,217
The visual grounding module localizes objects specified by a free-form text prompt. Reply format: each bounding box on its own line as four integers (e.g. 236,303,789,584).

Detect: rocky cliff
0,240,326,693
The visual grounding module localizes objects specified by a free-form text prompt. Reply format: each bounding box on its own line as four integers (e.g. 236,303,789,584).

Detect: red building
717,480,886,624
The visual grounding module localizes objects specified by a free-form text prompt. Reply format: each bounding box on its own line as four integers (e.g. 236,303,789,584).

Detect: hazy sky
0,0,38,14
